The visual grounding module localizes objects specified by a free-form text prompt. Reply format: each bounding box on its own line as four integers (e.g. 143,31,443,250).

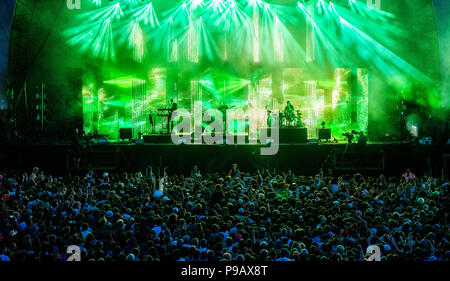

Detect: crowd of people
0,164,448,261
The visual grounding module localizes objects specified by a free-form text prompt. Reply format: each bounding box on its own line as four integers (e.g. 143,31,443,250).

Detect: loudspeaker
280,128,308,143
318,128,331,140
143,134,172,143
120,128,133,140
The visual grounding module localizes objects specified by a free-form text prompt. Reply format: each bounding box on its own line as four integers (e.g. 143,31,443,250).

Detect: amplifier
120,128,133,140
279,128,308,143
317,128,331,140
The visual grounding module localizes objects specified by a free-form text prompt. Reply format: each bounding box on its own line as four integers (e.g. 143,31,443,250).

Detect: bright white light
192,0,203,8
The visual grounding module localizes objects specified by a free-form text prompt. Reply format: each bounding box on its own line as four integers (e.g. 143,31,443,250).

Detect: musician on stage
218,104,235,134
169,99,178,111
265,105,272,127
149,111,154,133
168,99,177,132
219,104,236,116
284,101,295,126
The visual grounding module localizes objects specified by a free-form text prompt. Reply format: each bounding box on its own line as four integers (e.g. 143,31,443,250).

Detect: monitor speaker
279,128,308,143
318,128,331,140
120,128,133,140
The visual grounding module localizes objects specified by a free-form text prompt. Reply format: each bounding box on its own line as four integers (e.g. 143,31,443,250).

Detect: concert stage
2,142,449,178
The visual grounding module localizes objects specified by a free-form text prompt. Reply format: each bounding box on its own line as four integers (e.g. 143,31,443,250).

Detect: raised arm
367,230,374,246
388,234,402,253
159,167,168,191
257,169,263,185
357,244,365,261
319,168,324,183
149,166,156,190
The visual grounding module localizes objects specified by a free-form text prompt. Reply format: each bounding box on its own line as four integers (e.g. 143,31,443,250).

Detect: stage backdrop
4,0,448,139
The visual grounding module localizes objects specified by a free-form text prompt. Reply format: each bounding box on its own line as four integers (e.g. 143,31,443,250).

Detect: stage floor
2,141,449,177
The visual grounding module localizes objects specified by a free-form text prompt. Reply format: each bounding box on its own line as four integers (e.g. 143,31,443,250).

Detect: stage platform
2,141,449,177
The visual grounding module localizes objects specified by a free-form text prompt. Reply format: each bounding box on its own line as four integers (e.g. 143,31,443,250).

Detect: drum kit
153,104,242,134
152,103,305,134
267,108,304,127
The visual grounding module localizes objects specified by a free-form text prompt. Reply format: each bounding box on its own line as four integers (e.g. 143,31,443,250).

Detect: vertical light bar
171,39,178,62
224,29,228,61
332,72,341,110
253,5,259,63
131,19,145,62
306,4,315,62
273,14,284,62
132,80,146,138
305,81,318,138
168,17,175,62
132,81,137,137
98,88,104,137
357,68,369,133
188,15,199,63
82,88,94,134
197,17,201,62
191,80,202,140
115,110,119,141
332,68,352,136
147,68,167,133
257,74,272,128
248,80,258,143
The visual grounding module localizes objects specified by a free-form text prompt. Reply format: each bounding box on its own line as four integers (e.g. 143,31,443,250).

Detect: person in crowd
228,164,240,178
402,168,416,181
86,169,94,179
191,165,201,178
0,166,448,262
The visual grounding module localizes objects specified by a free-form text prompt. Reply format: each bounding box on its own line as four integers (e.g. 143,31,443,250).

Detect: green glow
104,76,145,88
356,68,369,134
91,0,102,8
133,3,159,27
130,20,145,62
70,0,443,141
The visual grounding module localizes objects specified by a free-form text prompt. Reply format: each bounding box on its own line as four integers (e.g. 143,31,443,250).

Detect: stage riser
1,144,448,178
143,128,308,144
279,128,308,143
